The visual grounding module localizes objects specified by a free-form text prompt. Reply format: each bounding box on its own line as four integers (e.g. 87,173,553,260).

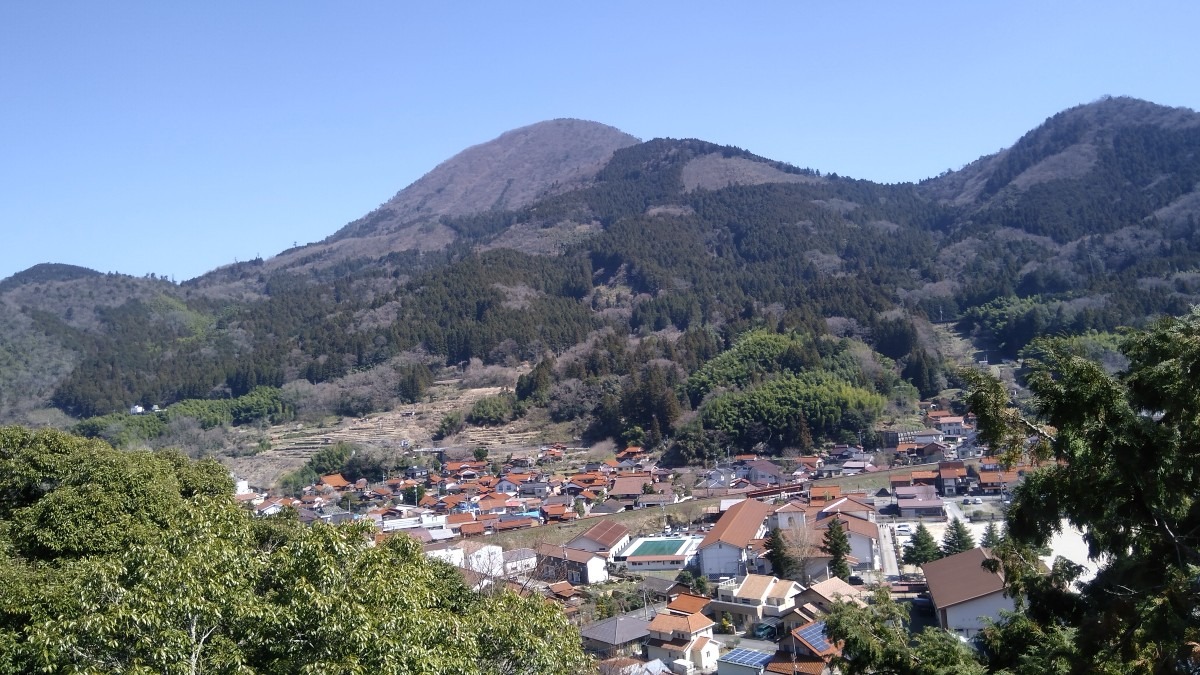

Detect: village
232,406,1066,675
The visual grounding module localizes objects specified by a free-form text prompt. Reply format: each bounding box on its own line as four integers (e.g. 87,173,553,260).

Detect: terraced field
222,383,554,489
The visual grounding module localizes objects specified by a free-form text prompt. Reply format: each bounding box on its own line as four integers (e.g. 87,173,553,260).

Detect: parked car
750,623,778,640
895,524,913,535
974,497,983,504
848,575,865,586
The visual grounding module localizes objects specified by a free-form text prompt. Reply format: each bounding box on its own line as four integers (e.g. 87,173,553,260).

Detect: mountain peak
329,118,639,242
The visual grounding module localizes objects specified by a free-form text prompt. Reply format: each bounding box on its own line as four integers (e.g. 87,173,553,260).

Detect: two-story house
535,543,609,585
699,499,774,578
643,612,720,672
707,574,804,633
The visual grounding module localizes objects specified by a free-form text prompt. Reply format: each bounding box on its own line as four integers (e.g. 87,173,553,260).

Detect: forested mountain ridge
4,96,1200,431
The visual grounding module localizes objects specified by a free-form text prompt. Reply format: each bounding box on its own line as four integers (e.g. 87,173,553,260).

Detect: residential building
921,547,1014,638
643,611,720,672
699,499,774,578
536,543,609,585
581,614,651,658
570,519,632,563
708,574,804,632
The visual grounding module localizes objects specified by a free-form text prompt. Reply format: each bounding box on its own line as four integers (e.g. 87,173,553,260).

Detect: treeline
21,111,1200,422
72,386,292,449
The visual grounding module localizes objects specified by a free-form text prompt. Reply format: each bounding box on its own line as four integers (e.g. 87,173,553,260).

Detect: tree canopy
0,426,590,674
961,307,1200,673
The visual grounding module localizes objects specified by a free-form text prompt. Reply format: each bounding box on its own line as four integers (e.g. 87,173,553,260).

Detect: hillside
3,96,1200,450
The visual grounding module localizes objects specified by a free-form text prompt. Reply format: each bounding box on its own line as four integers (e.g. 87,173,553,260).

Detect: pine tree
822,519,853,580
765,527,800,580
941,517,976,556
981,521,1003,549
902,522,941,566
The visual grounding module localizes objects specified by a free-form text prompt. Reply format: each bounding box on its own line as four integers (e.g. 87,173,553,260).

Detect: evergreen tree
940,517,976,556
902,523,941,566
981,521,1003,549
821,519,853,580
765,527,800,580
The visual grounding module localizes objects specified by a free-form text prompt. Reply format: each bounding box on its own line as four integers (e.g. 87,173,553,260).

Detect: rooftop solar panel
719,647,774,667
796,620,831,653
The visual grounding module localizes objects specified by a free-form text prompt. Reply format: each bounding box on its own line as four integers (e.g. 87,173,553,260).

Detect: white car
895,524,913,535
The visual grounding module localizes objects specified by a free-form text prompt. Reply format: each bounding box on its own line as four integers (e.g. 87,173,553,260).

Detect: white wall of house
572,533,631,561
586,556,610,584
504,555,537,577
425,547,466,567
701,542,746,578
940,592,1015,638
465,544,505,577
773,511,807,530
846,532,878,570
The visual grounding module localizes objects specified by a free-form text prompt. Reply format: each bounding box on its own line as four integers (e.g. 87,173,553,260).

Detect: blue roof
795,620,832,653
719,647,774,667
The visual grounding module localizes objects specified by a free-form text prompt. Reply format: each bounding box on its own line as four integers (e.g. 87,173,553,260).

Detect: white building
921,548,1014,638
699,499,773,578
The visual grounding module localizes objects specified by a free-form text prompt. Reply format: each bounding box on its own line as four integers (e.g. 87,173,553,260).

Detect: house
934,416,966,436
581,614,651,658
640,576,688,603
839,460,875,476
643,611,720,673
502,547,538,577
796,455,824,472
518,481,552,498
977,470,1022,495
709,574,804,632
666,592,712,616
937,461,969,496
637,484,677,509
807,484,842,505
598,656,672,675
921,547,1014,638
319,473,350,490
895,484,945,519
771,501,811,530
742,459,786,486
696,467,737,491
813,514,880,570
780,620,839,675
610,475,655,503
818,496,877,523
699,499,774,578
569,519,632,563
536,543,609,585
918,442,956,462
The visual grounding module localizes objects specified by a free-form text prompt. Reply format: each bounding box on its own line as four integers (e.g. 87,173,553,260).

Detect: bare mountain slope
253,119,638,274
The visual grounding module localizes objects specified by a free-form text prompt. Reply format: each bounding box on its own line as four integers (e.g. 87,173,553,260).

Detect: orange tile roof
648,612,713,635
666,593,711,615
319,473,350,489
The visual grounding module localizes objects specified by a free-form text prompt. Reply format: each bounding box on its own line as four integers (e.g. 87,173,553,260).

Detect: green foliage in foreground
0,426,590,674
824,587,985,675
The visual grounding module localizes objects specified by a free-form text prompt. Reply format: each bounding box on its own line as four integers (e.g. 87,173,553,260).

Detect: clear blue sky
2,2,1197,282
